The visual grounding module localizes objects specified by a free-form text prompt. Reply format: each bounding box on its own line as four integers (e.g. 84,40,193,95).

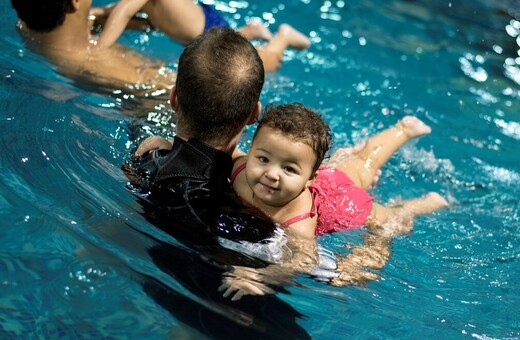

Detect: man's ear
246,101,262,125
169,86,179,111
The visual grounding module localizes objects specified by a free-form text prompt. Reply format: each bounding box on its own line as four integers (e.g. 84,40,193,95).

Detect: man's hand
135,136,173,157
219,266,275,301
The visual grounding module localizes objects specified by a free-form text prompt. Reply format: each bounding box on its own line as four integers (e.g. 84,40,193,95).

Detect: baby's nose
265,168,280,180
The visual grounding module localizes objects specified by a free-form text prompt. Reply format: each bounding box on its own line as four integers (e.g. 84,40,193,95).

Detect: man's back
11,0,175,90
126,137,281,248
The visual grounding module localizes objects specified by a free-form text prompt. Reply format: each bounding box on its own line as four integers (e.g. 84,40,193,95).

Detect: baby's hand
135,136,173,157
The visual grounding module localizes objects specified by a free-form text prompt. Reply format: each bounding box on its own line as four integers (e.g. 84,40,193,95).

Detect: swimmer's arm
90,4,151,32
135,135,173,157
89,3,116,28
97,0,149,48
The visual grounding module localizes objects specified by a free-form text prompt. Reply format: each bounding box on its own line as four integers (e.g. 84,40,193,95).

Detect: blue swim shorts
200,3,231,32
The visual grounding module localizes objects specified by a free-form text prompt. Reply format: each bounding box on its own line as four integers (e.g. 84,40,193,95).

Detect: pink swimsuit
230,164,373,236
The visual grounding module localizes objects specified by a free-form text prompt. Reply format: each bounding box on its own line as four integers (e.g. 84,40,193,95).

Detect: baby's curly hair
255,103,332,173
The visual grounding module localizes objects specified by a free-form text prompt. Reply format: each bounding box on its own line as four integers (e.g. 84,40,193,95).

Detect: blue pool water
1,0,519,338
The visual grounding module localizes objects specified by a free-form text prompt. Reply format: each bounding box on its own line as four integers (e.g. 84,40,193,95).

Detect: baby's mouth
260,182,278,193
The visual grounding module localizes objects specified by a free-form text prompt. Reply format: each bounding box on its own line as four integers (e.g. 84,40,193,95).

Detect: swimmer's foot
278,24,311,49
396,116,432,138
239,19,273,41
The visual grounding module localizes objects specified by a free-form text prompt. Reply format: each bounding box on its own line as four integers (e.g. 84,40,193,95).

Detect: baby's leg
329,116,431,190
367,192,449,236
256,24,311,72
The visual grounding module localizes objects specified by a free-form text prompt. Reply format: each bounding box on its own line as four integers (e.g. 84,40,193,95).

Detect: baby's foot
241,19,273,41
278,24,311,49
396,116,432,138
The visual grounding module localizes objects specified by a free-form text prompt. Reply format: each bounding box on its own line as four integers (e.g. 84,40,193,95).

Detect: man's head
173,27,265,148
11,0,75,33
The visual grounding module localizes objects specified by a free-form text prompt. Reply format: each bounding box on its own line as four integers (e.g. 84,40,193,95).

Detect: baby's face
245,126,316,207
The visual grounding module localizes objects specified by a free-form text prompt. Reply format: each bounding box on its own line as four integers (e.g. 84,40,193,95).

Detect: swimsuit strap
230,162,246,185
282,190,317,227
282,212,315,227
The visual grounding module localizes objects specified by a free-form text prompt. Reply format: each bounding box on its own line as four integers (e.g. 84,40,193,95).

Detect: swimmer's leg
329,116,432,190
237,19,273,41
142,0,206,44
256,24,311,72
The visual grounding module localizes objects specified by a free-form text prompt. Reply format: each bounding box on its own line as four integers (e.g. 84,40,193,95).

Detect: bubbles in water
459,53,488,82
493,118,520,140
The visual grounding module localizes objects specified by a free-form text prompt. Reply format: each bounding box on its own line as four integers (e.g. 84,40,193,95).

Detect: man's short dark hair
175,27,265,146
11,0,73,33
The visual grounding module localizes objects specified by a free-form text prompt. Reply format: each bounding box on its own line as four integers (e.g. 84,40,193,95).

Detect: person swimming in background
10,0,175,90
90,0,311,72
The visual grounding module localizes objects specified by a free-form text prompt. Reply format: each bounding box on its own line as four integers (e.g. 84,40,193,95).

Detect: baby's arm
286,218,317,240
97,0,149,48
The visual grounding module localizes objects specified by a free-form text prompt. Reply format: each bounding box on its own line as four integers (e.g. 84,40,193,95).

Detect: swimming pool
1,0,519,338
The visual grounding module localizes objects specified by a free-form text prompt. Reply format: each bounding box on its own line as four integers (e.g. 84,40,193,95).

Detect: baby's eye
258,156,268,163
284,166,297,174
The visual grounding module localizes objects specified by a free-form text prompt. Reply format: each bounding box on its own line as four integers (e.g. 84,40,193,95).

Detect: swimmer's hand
135,136,173,157
89,4,116,28
219,266,275,301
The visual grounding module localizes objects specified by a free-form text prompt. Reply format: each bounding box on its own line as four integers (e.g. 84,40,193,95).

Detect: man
10,0,174,89
128,26,280,245
124,27,311,339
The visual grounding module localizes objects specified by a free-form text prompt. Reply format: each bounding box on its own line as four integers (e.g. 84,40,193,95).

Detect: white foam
217,227,288,263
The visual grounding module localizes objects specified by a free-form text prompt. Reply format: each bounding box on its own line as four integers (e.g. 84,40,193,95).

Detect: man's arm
331,232,391,286
96,0,150,48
